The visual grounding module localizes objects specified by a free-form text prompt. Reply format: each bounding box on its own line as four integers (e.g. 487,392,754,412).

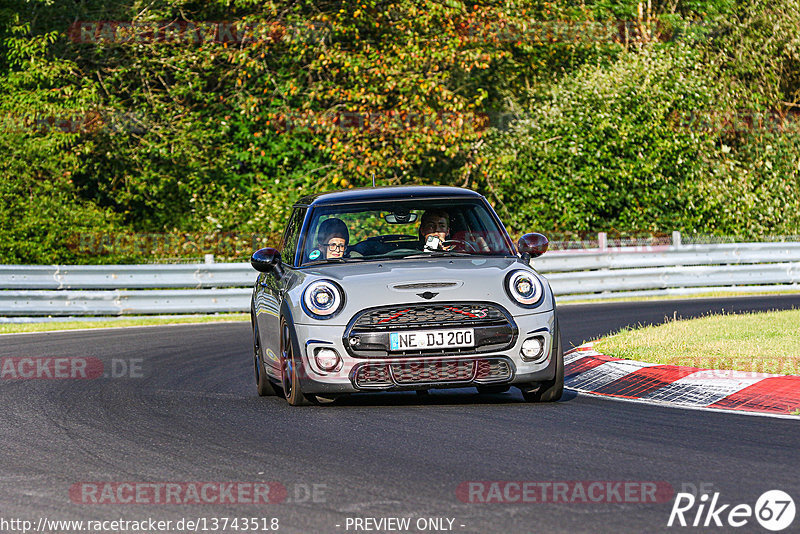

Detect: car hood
289,257,553,324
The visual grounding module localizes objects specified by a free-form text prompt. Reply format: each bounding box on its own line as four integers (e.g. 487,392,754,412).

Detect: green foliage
0,0,798,264
0,133,120,264
706,0,800,107
480,0,800,238
480,45,723,234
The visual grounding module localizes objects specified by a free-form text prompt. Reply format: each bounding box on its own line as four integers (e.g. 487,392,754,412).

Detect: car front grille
351,357,513,389
345,302,518,358
352,303,507,330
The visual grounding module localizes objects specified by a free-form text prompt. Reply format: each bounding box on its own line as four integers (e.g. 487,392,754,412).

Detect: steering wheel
442,239,479,253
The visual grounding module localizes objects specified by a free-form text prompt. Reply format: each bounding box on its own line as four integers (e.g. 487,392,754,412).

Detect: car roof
295,186,484,207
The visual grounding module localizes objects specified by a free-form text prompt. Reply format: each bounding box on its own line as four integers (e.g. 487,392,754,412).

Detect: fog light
314,347,341,372
521,336,545,362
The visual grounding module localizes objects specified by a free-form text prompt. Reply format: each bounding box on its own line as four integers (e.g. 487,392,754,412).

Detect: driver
418,209,491,253
311,217,349,260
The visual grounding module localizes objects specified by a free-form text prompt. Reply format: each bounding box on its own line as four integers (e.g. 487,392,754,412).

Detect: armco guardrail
1,239,799,315
534,241,800,300
0,264,252,289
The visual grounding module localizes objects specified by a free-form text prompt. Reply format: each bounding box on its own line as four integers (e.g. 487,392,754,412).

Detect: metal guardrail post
672,231,682,249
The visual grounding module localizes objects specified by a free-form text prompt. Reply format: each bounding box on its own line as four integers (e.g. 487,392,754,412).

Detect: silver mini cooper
250,186,562,405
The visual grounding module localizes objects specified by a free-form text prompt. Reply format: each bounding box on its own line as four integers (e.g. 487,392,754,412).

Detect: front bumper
292,309,557,394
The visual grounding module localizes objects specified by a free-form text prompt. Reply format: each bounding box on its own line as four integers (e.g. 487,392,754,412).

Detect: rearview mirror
251,247,282,273
384,210,418,224
518,233,549,259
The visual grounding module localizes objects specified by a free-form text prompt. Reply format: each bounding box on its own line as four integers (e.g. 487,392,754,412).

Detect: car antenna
372,172,375,187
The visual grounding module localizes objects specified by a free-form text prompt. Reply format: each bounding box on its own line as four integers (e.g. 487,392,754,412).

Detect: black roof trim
295,186,484,207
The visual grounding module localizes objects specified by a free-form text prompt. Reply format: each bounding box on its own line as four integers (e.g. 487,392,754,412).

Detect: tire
520,323,564,403
252,316,277,397
476,385,511,395
280,318,313,406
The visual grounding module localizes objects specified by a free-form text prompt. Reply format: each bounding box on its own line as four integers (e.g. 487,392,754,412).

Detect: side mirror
518,233,549,259
251,247,282,273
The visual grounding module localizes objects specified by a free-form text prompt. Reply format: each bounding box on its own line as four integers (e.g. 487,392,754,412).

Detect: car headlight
302,280,344,319
505,270,543,307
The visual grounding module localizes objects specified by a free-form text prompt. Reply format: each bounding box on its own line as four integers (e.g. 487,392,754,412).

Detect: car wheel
476,385,511,394
280,318,313,406
520,322,564,403
252,314,277,397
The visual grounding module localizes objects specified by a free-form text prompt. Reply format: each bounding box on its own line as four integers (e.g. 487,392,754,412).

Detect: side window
280,208,306,266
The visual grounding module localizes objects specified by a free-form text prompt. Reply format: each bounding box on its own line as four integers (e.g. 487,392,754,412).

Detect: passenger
313,217,349,260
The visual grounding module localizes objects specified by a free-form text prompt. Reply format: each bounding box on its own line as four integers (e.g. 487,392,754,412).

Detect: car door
256,206,306,378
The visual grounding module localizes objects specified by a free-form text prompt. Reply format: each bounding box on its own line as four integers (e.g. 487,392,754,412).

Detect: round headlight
506,270,543,307
303,280,344,318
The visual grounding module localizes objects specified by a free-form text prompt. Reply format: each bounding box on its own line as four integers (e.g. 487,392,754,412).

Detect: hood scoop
389,281,462,292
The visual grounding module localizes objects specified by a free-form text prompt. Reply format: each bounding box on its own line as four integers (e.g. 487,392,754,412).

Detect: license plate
389,328,475,351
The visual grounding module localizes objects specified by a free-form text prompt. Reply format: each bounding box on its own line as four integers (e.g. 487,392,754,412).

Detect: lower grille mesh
392,360,474,384
475,359,511,380
354,365,392,387
352,357,512,388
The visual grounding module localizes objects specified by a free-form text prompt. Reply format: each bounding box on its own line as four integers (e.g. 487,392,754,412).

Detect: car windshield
300,198,515,266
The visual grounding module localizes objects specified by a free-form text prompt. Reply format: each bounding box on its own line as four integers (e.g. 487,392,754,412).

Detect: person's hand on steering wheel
444,232,491,253
441,239,478,253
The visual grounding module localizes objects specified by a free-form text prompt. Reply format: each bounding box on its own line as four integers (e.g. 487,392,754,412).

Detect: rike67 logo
668,490,796,531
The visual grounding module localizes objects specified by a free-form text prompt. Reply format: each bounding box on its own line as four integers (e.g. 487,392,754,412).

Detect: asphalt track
1,295,799,534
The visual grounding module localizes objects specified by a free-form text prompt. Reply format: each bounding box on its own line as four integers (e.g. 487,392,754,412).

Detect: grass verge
558,289,800,305
0,314,249,334
593,309,800,375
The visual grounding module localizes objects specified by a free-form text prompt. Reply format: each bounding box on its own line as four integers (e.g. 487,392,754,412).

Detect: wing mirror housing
251,247,283,274
518,233,549,261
